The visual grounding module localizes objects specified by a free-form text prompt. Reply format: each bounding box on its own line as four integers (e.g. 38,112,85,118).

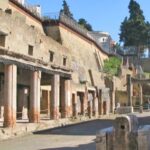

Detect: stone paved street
0,119,113,150
0,116,150,150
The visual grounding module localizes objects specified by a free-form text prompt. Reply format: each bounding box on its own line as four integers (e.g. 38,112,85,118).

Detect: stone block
116,106,133,114
138,125,150,150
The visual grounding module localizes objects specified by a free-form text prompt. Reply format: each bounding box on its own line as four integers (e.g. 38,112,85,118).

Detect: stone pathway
0,119,114,150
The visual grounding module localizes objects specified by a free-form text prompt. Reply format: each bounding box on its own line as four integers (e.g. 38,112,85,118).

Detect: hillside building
0,0,114,128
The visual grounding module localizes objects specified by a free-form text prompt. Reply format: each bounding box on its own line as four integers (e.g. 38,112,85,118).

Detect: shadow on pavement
138,116,150,125
40,141,95,150
34,119,114,136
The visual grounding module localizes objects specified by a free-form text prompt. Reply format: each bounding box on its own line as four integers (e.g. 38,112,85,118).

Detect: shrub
103,57,121,76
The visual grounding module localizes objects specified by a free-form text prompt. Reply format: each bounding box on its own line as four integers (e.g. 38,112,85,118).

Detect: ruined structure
96,115,150,150
0,0,114,128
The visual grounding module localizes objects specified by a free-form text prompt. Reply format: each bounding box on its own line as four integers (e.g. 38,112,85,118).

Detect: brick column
4,64,17,127
111,78,115,113
110,91,115,113
98,89,103,115
72,93,78,118
88,100,92,118
127,74,133,107
139,84,143,113
29,70,41,123
81,86,88,116
0,76,4,119
50,74,60,120
61,79,71,118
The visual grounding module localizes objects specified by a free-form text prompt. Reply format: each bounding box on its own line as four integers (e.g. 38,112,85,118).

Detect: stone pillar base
51,107,60,120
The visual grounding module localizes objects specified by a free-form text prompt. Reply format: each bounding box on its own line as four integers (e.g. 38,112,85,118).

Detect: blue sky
27,0,150,42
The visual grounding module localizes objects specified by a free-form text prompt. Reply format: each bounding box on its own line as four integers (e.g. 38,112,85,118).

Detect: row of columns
72,90,99,118
3,64,71,127
3,64,101,128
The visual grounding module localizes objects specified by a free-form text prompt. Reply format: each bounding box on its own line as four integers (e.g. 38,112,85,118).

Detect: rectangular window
0,35,6,47
63,56,67,66
49,51,54,62
28,45,33,56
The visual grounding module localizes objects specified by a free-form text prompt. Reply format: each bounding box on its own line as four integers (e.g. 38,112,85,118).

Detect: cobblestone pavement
0,116,150,150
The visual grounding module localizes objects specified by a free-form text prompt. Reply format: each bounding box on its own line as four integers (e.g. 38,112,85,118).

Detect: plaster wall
0,0,8,10
58,25,108,86
0,10,71,70
8,2,44,33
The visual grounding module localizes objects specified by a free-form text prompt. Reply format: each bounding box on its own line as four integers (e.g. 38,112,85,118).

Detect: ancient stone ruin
96,115,150,150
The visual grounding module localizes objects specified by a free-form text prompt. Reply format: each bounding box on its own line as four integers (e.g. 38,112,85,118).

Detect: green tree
60,0,73,19
119,0,150,49
78,18,93,31
103,57,121,76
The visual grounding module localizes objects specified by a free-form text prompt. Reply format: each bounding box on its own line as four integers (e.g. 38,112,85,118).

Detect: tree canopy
119,0,150,47
103,57,121,76
60,0,73,19
78,18,93,31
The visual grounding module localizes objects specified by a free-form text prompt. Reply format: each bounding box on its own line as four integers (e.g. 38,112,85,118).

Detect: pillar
0,75,4,119
93,92,99,117
61,79,71,118
110,91,115,113
88,100,92,118
98,89,103,115
111,78,115,113
81,86,88,116
139,84,143,113
127,74,133,107
50,74,60,120
4,64,17,127
29,70,41,123
72,93,78,118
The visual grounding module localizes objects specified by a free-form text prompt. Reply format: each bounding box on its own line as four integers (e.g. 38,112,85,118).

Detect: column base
3,116,16,128
51,107,60,120
29,112,40,123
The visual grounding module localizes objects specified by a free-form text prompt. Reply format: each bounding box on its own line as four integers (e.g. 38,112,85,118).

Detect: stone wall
58,24,108,86
96,115,150,150
0,0,8,10
43,17,108,87
8,0,44,33
140,58,150,72
115,91,128,106
0,10,71,71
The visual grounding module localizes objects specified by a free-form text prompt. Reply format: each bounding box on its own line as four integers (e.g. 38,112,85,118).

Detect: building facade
0,0,113,128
